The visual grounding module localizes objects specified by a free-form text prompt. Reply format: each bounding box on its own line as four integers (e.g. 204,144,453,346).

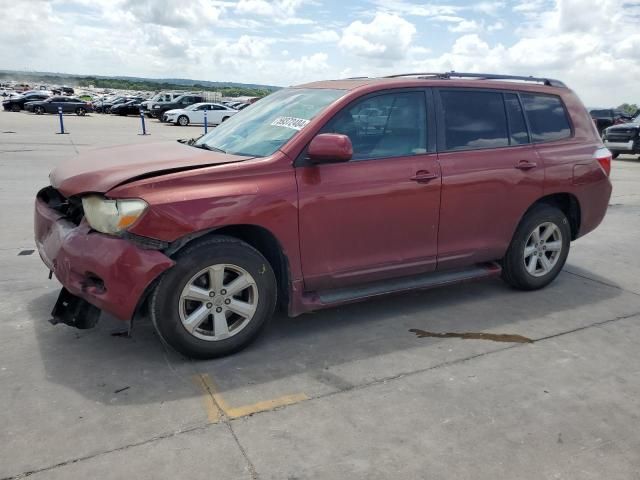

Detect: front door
296,90,442,291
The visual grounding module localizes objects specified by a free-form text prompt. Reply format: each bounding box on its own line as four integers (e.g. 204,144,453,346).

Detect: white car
163,103,238,126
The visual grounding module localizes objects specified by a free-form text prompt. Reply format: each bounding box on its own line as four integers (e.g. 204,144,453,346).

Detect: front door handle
515,160,537,170
410,171,439,183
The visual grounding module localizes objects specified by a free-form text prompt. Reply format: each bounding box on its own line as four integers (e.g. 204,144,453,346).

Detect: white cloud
123,0,223,28
340,12,416,62
234,0,313,25
298,30,341,43
448,19,482,33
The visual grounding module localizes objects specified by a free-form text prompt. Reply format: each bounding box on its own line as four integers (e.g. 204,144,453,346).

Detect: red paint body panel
34,198,175,320
34,77,613,321
296,154,441,290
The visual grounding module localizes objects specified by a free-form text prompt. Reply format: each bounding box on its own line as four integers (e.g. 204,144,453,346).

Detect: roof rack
383,72,566,88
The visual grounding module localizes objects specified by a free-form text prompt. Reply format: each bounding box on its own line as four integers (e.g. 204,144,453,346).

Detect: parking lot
1,110,640,479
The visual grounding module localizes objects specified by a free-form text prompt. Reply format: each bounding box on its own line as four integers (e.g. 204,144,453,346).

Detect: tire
76,107,87,116
11,104,20,112
34,106,44,115
611,152,620,159
501,204,571,290
177,115,189,126
221,116,229,122
151,235,277,358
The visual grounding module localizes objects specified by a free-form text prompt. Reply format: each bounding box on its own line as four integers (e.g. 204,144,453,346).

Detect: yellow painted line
194,373,309,420
192,374,222,423
226,393,310,419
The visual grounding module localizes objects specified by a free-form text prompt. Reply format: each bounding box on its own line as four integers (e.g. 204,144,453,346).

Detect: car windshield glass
184,103,201,111
194,88,345,157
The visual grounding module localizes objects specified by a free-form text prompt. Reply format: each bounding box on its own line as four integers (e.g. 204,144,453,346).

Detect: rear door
296,89,442,290
435,89,543,270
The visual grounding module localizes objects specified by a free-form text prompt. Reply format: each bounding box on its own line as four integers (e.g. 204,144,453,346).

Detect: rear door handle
515,160,537,170
410,171,439,183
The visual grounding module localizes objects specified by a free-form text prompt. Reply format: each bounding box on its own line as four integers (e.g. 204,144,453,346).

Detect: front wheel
11,104,20,112
501,205,571,290
151,236,277,358
177,115,189,126
34,106,45,115
76,107,87,116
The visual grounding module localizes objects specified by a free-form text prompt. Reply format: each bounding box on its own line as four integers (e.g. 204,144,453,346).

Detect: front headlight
82,195,148,235
153,105,160,109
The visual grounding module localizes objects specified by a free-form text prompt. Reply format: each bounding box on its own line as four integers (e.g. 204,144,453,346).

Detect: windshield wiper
194,144,227,154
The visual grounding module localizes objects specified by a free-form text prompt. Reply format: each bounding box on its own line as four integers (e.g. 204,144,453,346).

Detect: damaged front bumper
34,195,175,326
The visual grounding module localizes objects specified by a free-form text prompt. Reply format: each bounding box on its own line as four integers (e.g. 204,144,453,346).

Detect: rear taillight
594,147,612,176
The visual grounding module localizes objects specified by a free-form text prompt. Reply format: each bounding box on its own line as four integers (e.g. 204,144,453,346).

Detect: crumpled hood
51,141,251,197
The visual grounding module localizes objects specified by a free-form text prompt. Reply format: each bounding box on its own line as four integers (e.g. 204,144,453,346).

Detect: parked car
2,92,50,111
590,108,634,135
110,99,144,116
602,111,640,158
35,72,612,359
163,102,238,126
25,96,92,115
140,92,184,118
95,96,144,114
150,94,205,120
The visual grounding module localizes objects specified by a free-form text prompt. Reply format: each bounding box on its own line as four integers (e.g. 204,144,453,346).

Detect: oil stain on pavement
409,329,533,344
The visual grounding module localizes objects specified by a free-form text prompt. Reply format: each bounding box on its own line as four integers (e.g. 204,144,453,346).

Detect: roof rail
383,72,566,88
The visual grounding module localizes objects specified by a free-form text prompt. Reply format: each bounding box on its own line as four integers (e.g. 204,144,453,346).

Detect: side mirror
308,133,353,163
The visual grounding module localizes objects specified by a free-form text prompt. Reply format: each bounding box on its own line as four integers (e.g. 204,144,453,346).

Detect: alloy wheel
178,264,258,341
523,222,563,277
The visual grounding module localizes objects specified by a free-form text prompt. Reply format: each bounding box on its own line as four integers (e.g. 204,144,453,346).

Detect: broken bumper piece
50,288,101,329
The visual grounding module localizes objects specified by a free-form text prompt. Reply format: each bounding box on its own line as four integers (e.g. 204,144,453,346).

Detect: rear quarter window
521,93,572,143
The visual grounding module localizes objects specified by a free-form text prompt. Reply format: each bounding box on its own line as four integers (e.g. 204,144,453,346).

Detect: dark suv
590,108,634,135
150,93,205,120
34,72,612,358
603,112,640,158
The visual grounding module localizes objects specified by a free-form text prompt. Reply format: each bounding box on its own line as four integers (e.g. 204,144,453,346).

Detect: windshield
194,88,345,157
185,103,202,111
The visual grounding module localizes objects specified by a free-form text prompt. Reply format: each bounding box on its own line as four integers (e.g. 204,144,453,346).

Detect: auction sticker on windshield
271,116,310,130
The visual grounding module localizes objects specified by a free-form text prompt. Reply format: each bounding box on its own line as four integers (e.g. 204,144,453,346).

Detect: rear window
440,90,509,150
521,93,571,142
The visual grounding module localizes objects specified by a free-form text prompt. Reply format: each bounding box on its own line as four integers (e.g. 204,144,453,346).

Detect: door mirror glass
308,133,352,163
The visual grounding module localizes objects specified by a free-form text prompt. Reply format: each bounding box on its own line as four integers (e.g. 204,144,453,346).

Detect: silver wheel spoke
225,274,253,296
227,299,256,319
531,227,541,245
524,245,536,258
208,265,225,292
545,240,562,252
526,255,538,274
213,311,230,338
183,305,210,334
541,224,557,241
184,285,211,303
539,254,552,272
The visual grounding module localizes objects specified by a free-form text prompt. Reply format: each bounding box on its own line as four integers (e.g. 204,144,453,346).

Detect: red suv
35,72,612,358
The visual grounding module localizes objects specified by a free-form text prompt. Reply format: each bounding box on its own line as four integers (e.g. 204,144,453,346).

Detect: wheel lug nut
216,307,223,313
206,302,213,308
209,291,215,297
224,299,231,305
220,289,227,295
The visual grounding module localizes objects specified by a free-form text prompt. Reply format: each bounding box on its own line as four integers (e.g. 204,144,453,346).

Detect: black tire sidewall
503,205,571,290
151,237,277,358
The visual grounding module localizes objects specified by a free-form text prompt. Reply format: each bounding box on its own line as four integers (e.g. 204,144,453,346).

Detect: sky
0,0,637,106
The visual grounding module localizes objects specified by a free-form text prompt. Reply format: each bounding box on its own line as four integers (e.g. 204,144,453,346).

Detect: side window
440,90,508,151
504,93,529,145
520,93,571,143
212,105,225,110
324,91,427,160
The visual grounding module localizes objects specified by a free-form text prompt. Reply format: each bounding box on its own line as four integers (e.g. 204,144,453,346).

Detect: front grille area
606,128,639,143
38,186,84,225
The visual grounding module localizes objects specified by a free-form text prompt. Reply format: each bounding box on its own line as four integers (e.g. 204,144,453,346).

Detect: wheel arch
165,224,291,310
525,193,581,240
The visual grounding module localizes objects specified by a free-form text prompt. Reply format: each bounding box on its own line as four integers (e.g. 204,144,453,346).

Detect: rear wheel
34,106,45,115
11,104,20,112
75,107,87,116
501,205,571,290
177,115,189,126
151,236,277,358
221,116,230,122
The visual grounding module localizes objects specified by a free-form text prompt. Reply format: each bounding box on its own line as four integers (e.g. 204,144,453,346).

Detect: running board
316,263,501,305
